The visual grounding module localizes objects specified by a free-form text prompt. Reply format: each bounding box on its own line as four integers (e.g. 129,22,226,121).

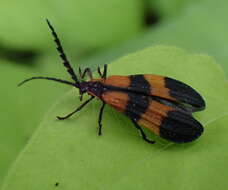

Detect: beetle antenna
18,76,79,88
46,19,80,85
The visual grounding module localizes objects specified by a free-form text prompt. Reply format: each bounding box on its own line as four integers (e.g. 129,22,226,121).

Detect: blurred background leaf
0,0,144,52
148,0,202,18
81,0,228,76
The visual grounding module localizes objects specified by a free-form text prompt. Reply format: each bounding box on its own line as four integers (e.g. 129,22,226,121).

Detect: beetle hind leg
131,119,155,144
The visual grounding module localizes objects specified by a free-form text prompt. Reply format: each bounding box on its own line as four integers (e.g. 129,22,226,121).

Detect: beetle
19,19,206,144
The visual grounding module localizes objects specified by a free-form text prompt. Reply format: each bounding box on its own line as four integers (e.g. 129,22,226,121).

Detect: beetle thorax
80,81,104,98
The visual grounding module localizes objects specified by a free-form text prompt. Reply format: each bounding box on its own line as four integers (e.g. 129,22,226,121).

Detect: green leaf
80,0,228,78
0,59,70,186
0,0,144,51
147,0,228,76
2,46,228,190
148,0,203,18
87,0,228,77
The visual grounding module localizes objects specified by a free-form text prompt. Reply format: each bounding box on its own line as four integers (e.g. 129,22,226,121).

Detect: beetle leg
97,66,103,77
57,96,95,120
79,66,82,78
102,64,107,79
98,102,106,135
131,119,155,144
97,64,107,79
81,68,93,80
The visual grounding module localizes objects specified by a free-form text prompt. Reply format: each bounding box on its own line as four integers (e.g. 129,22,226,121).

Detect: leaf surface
2,46,228,190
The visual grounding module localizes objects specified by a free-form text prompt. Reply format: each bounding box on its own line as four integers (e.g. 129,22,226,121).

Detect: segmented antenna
46,19,80,84
18,76,77,87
